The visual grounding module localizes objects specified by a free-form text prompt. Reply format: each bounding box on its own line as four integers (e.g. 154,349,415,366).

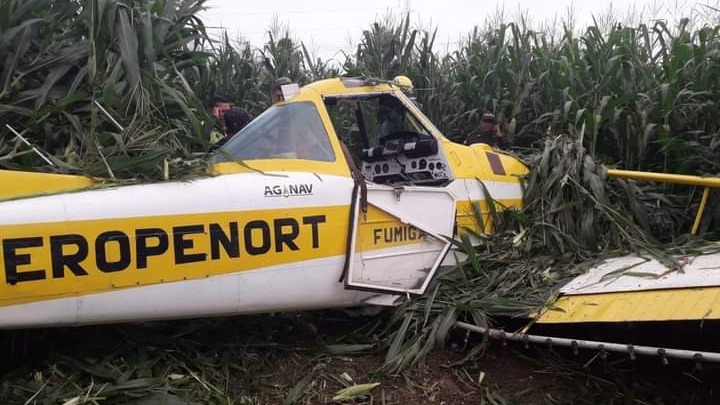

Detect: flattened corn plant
374,135,705,373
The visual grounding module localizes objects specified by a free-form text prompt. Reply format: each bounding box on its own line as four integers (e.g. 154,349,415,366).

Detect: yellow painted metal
0,170,96,201
607,169,720,188
0,205,350,307
0,77,529,201
211,159,350,178
358,205,428,250
302,77,396,95
442,143,528,181
307,78,452,144
537,287,720,323
692,187,711,235
300,78,530,182
0,76,530,318
0,199,448,307
607,169,720,235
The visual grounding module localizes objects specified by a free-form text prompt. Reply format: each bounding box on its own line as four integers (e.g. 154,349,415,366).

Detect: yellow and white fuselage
0,77,526,329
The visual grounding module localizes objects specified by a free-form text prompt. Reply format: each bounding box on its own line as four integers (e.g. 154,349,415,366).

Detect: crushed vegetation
4,317,720,404
3,136,719,404
370,135,717,372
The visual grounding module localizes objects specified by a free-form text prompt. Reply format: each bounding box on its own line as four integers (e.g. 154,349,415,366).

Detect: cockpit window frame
212,101,337,164
322,92,435,141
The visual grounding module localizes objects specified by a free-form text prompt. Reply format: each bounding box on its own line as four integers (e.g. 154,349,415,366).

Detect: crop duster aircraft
0,77,527,329
3,75,719,362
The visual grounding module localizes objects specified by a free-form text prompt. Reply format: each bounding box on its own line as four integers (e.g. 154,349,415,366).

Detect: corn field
0,0,718,178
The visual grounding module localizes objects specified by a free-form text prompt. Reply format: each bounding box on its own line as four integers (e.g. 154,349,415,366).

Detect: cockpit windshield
212,101,335,163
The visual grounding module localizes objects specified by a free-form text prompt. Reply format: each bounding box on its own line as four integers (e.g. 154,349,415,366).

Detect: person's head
224,107,253,135
211,96,233,121
271,77,292,104
479,113,497,134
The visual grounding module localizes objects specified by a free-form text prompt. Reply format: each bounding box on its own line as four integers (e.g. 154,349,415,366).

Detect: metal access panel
345,184,456,295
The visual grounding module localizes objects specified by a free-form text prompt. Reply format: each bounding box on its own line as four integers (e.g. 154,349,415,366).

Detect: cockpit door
344,183,456,295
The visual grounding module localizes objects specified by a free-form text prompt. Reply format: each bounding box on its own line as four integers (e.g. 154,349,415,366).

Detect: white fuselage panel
560,252,720,295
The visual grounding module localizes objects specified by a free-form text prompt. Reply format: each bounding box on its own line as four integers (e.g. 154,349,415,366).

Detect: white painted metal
0,172,353,225
0,170,370,328
361,247,443,260
365,184,457,235
449,179,524,202
0,255,386,329
346,184,456,294
560,251,720,295
361,294,401,306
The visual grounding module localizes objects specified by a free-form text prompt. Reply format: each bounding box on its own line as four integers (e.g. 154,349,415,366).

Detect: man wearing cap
464,113,510,150
271,77,292,104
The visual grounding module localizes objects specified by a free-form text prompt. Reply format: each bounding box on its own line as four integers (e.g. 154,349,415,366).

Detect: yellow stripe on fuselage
0,193,523,308
537,287,720,323
0,203,449,307
0,206,349,306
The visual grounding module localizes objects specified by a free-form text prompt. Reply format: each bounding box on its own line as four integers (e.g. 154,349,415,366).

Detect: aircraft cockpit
324,92,453,187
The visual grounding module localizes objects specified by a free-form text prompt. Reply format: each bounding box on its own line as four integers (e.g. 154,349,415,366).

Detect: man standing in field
271,77,292,104
206,96,234,144
464,113,510,150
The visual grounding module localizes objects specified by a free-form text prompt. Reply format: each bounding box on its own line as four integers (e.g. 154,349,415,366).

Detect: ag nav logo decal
264,183,314,198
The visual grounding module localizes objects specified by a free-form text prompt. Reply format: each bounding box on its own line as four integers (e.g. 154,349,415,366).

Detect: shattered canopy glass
213,101,335,162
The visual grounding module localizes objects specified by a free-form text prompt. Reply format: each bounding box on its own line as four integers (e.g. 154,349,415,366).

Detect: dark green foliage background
0,1,718,179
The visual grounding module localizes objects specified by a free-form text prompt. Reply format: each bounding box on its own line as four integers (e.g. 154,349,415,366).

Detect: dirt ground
249,347,571,404
240,343,720,404
2,313,720,404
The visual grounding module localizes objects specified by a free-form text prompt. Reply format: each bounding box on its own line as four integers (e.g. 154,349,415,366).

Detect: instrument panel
360,132,451,185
